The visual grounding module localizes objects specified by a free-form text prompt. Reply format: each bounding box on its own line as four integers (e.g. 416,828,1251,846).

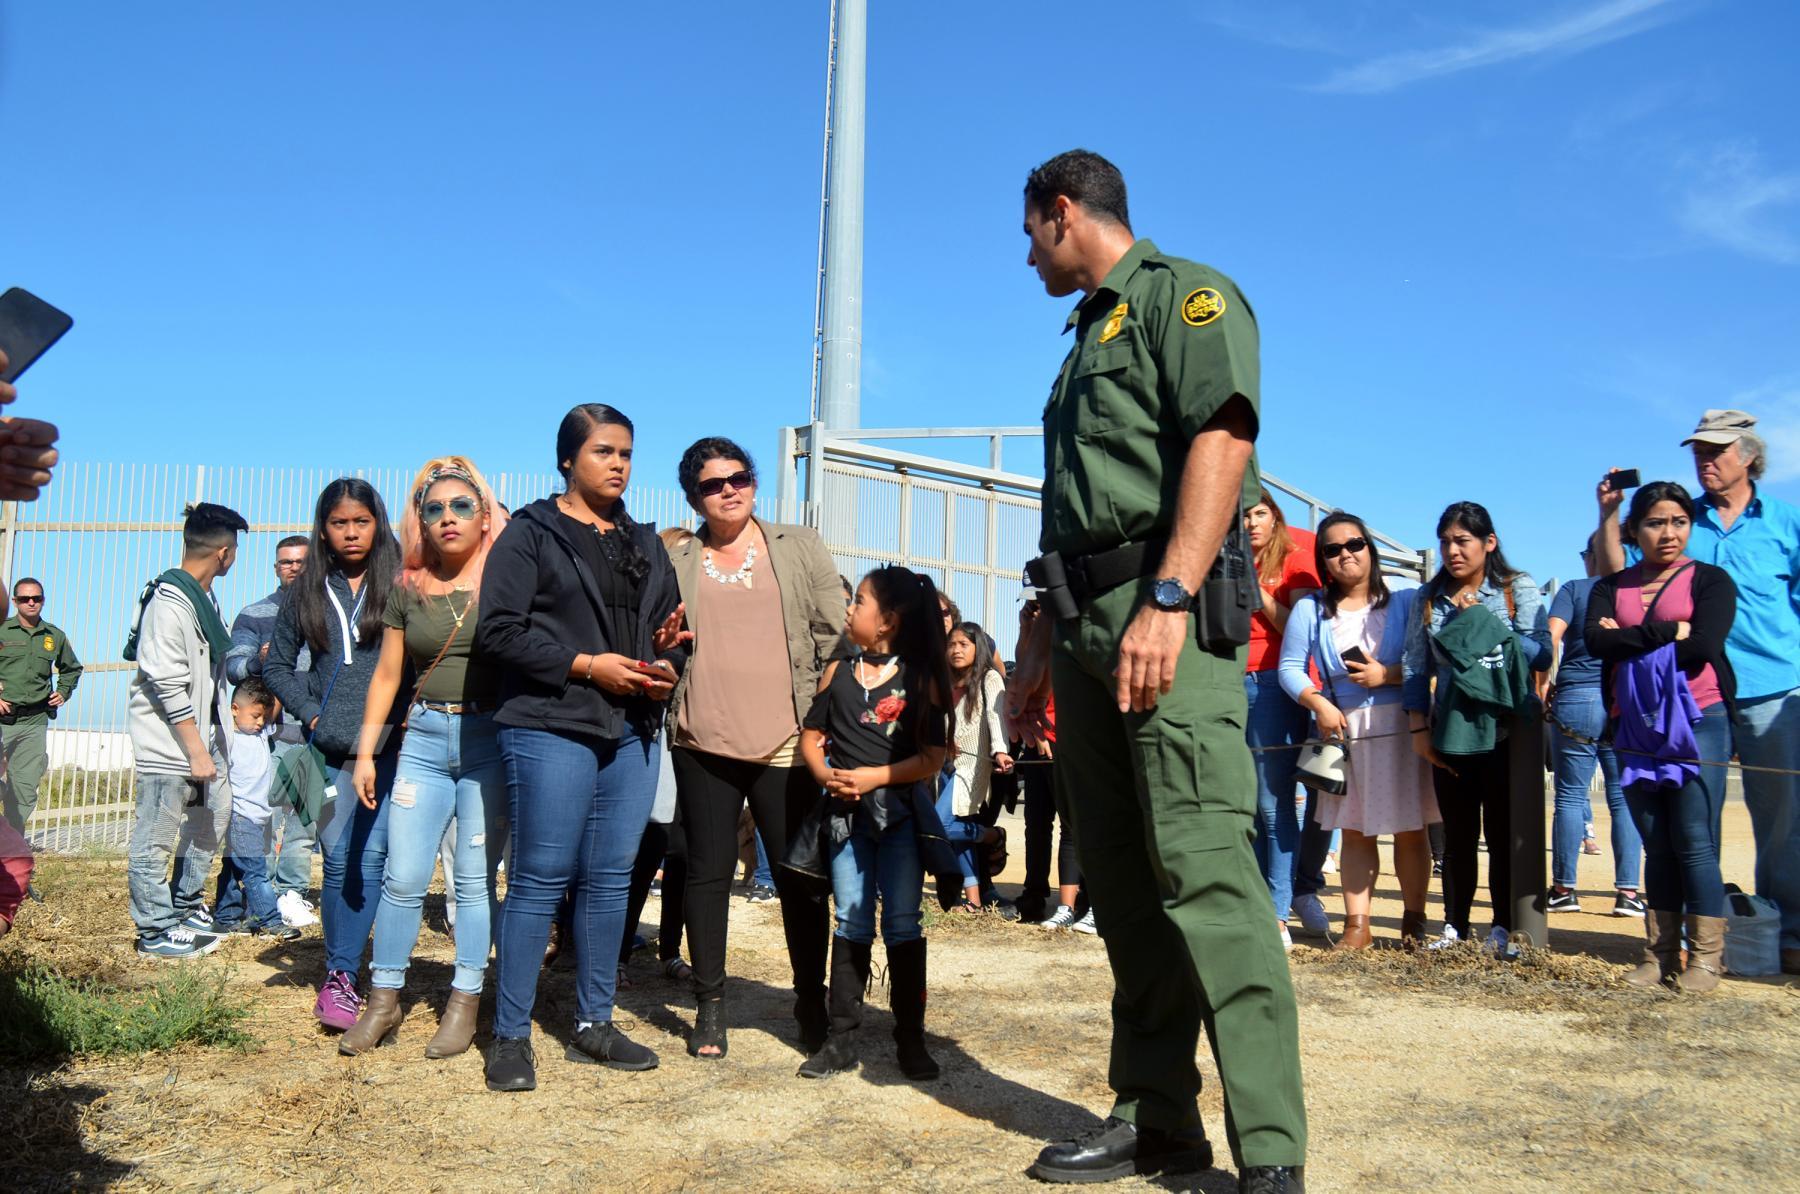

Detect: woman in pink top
1588,482,1738,992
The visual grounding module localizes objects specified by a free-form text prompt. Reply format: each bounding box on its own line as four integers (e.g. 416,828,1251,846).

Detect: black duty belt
1026,538,1167,620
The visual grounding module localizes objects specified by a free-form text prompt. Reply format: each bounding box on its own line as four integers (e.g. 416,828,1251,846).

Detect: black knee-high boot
797,936,868,1078
781,889,830,1053
887,938,939,1081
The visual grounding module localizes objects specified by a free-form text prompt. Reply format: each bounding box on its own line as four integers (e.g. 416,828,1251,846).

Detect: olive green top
1040,238,1262,556
382,586,497,706
0,617,82,706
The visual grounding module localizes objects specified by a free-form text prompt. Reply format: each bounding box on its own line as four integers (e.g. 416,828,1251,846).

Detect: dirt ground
5,797,1797,1194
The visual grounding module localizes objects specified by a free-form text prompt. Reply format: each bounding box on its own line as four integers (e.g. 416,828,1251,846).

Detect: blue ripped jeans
829,814,924,945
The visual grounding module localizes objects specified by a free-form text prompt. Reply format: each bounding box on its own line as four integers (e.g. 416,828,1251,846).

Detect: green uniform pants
1051,581,1306,1168
1,712,49,833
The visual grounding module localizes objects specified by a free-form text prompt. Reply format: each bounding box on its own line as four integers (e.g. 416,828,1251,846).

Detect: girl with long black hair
475,403,688,1093
264,477,404,1031
1401,501,1550,953
796,566,952,1082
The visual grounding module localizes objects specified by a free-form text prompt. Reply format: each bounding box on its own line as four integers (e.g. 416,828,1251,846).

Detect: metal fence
14,453,1427,854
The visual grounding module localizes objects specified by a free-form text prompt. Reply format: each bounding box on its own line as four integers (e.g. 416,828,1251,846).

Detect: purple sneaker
313,970,363,1032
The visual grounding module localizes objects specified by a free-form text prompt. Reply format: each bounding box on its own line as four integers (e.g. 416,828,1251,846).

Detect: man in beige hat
1595,408,1800,975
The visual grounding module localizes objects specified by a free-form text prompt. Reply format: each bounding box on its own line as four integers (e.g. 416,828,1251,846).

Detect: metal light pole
814,0,866,433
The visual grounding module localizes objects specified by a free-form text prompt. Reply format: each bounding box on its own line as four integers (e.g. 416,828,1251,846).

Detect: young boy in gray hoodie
124,502,248,960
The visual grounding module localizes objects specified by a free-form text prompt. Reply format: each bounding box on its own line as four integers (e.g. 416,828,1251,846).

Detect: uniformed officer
0,577,83,834
1009,151,1306,1193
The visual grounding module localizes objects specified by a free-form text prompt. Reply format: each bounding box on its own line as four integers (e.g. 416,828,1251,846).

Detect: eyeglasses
696,470,754,498
421,496,481,526
274,558,305,569
1321,537,1369,560
14,595,43,604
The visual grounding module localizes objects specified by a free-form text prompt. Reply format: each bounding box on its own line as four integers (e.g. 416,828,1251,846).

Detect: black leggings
1021,750,1080,905
1433,744,1513,936
672,748,829,1002
620,816,688,965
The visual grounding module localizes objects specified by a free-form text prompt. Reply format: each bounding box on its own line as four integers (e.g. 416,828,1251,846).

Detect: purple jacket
1613,641,1701,790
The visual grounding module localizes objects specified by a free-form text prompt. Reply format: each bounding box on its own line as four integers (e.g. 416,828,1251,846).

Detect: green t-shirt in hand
382,585,498,706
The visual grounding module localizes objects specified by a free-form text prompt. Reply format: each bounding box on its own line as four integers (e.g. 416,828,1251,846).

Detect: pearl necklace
702,543,757,587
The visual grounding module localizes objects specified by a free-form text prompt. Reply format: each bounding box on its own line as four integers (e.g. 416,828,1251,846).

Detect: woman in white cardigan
937,621,1013,909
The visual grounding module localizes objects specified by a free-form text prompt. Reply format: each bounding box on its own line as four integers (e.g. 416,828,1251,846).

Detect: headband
414,464,483,509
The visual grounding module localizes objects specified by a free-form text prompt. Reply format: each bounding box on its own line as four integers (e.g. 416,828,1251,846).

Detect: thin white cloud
1678,143,1800,266
1314,0,1687,94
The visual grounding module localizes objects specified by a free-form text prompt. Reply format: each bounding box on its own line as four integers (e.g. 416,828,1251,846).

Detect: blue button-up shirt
1682,489,1800,700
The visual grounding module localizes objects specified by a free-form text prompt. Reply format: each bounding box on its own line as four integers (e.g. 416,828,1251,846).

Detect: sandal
687,997,728,1060
983,826,1009,878
662,956,694,981
616,966,634,991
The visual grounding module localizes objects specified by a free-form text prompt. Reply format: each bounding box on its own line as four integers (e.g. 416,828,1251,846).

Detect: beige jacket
667,519,847,732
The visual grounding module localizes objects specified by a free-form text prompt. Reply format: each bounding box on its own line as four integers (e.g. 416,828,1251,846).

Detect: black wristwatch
1150,577,1193,612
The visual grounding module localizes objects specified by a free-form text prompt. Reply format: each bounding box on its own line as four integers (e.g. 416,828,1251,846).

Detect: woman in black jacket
475,404,689,1091
1586,481,1737,992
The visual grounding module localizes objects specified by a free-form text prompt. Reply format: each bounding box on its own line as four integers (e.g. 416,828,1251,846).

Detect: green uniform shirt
0,616,83,706
1040,238,1261,556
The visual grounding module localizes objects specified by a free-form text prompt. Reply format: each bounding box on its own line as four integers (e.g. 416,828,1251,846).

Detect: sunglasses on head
1321,537,1369,560
697,470,754,498
421,496,481,526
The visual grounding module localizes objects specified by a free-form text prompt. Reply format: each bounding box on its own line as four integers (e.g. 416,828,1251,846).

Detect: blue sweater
1278,586,1420,713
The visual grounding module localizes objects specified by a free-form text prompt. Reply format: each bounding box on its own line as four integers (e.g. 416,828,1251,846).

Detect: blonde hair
659,526,695,551
397,455,507,593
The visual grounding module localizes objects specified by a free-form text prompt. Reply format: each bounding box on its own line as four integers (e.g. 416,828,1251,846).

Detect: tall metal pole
816,0,866,433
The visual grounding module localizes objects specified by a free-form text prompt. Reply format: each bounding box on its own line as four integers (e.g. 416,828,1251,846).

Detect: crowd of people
5,150,1800,1193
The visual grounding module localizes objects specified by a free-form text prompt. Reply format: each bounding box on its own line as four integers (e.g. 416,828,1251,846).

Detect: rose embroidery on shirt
861,689,906,735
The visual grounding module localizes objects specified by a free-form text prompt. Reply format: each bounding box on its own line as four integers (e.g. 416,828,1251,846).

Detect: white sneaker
278,890,319,928
1071,909,1098,935
1426,924,1462,951
1279,923,1294,952
1038,905,1078,929
1321,851,1339,875
1291,893,1330,937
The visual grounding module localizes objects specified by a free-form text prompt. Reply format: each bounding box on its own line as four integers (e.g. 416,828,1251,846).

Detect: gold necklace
439,588,473,630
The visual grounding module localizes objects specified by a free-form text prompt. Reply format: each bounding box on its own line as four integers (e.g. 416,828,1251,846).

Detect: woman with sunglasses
1243,488,1324,948
1279,514,1437,948
338,457,509,1059
475,404,689,1092
663,437,846,1060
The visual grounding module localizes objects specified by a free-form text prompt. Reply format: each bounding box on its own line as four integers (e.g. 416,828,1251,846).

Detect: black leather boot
1239,1165,1306,1193
783,891,830,1054
797,936,868,1078
886,937,939,1081
1029,1116,1213,1183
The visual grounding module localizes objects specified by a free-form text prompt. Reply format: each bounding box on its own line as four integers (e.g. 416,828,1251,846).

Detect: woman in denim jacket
1280,513,1439,949
1402,502,1550,953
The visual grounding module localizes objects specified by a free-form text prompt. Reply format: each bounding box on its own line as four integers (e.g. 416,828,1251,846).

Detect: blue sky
7,0,1798,584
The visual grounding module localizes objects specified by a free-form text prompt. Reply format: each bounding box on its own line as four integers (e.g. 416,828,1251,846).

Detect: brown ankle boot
1678,914,1726,993
1333,914,1373,952
425,990,479,1058
1400,909,1428,947
339,987,404,1056
1625,909,1682,988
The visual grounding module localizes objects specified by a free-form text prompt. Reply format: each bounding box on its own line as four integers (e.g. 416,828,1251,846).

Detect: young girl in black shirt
797,566,951,1082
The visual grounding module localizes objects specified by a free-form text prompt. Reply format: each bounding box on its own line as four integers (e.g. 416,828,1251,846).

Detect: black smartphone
0,288,74,384
1604,468,1641,492
1341,646,1369,666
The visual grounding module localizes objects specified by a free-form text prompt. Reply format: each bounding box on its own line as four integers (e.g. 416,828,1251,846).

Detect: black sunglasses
696,470,754,498
14,594,43,603
421,496,481,526
1321,537,1369,560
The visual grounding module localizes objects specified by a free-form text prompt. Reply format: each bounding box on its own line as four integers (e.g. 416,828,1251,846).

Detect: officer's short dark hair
1024,150,1131,230
677,437,756,506
11,577,43,596
276,534,308,552
183,502,249,556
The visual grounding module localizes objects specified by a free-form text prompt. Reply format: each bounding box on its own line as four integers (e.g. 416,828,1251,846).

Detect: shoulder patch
1097,303,1128,343
1181,287,1226,327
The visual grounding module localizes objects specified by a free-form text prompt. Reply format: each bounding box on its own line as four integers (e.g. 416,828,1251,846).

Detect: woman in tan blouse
665,437,847,1061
